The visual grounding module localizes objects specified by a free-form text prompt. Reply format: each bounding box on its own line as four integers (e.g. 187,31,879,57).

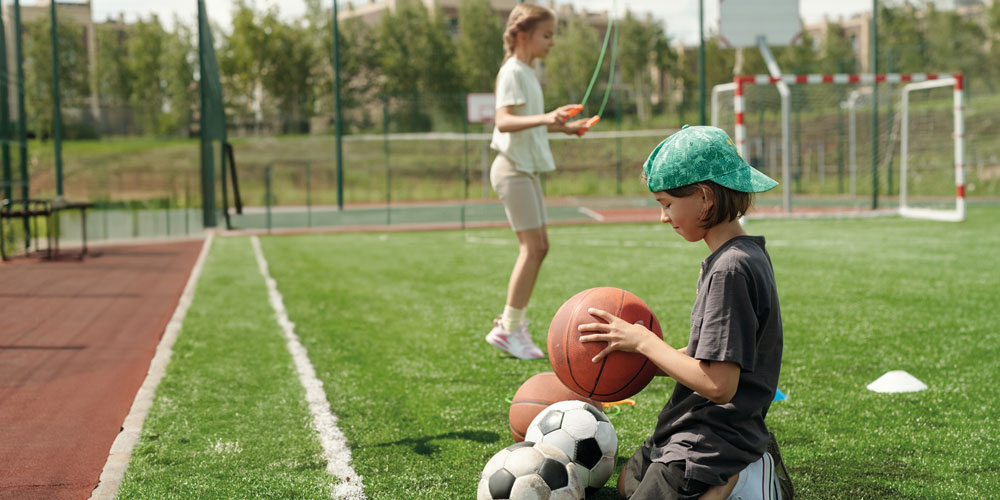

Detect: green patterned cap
643,125,778,193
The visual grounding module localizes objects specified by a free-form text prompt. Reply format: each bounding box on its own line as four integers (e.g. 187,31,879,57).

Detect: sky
49,0,880,46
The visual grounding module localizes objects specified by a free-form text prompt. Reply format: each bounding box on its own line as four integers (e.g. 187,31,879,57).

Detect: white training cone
866,370,928,393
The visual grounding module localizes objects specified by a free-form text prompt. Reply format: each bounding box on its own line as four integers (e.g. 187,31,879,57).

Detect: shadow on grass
374,430,501,456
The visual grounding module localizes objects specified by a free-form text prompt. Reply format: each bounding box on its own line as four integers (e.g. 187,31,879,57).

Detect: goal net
712,74,965,220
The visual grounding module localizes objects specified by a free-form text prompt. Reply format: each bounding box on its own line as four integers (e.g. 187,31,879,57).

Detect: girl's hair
502,4,555,63
640,172,753,228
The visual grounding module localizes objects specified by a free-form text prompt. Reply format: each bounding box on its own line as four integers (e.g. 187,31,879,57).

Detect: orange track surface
0,240,204,500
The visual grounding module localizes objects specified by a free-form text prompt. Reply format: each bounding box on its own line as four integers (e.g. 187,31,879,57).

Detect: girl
485,4,591,359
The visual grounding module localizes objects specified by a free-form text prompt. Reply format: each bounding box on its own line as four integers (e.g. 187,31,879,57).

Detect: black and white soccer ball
524,400,617,491
477,441,584,500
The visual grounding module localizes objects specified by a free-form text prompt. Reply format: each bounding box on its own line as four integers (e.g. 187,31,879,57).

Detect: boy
578,125,791,499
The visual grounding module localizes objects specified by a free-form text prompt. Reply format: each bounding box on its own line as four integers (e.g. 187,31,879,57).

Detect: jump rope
565,1,619,136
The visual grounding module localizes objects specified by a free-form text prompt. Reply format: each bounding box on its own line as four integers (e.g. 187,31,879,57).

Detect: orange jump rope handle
575,115,601,136
566,104,583,118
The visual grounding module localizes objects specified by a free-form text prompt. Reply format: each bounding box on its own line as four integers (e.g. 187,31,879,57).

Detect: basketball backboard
466,93,496,124
719,0,802,48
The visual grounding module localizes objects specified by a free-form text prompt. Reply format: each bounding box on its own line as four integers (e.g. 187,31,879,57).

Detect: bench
1,198,94,261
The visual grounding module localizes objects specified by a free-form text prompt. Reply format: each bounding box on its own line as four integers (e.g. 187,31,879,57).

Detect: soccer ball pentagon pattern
524,400,618,491
478,441,584,500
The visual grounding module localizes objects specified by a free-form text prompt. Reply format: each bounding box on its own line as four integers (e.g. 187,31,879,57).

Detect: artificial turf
119,205,1000,499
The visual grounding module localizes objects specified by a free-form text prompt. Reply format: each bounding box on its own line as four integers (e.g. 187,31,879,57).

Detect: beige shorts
490,154,547,232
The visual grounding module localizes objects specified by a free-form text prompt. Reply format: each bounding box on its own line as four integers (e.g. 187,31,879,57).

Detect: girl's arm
495,104,579,133
579,309,740,404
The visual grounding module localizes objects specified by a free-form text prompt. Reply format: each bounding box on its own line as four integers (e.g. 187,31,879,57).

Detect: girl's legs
505,225,549,310
487,154,547,359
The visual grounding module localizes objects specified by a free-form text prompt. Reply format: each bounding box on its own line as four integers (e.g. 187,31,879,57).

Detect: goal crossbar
729,73,965,221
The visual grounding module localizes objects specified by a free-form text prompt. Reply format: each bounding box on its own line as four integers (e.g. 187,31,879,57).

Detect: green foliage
376,1,462,131
128,17,170,136
544,16,601,108
24,17,88,138
456,0,505,93
618,11,675,122
96,24,133,107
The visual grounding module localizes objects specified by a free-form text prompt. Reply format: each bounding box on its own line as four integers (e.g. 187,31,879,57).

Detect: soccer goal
712,73,965,221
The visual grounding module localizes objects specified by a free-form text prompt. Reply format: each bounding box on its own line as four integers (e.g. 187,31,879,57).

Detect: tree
161,16,197,136
816,21,856,74
260,17,316,133
544,15,601,110
617,12,674,122
96,23,133,107
377,1,461,130
127,17,170,135
455,0,505,92
24,17,89,138
219,0,271,128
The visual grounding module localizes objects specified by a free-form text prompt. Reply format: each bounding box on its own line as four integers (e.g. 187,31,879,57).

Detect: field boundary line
250,236,366,500
88,234,215,500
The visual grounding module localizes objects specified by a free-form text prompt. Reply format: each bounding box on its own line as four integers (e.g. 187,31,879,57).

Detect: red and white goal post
712,73,965,221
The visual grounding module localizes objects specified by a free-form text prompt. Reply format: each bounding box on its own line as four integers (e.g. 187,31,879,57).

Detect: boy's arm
654,345,689,376
640,340,740,404
578,309,740,403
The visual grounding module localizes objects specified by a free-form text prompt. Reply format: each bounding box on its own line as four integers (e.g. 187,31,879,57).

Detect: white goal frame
716,73,966,221
900,77,966,222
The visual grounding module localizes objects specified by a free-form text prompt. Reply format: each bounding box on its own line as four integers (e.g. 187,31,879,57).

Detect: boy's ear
699,183,715,208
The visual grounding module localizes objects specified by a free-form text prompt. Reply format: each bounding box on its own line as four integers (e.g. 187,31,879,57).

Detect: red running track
0,240,204,500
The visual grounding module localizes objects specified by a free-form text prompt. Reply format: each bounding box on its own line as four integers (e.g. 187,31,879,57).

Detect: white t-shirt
490,57,556,174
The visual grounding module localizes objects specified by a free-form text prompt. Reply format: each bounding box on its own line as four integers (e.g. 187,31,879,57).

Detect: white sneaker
724,452,780,500
486,317,545,360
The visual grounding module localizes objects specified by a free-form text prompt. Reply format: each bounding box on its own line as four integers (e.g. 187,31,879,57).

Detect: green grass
118,206,1000,499
116,237,333,500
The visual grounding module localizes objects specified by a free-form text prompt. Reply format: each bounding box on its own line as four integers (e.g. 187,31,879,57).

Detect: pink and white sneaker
486,318,545,360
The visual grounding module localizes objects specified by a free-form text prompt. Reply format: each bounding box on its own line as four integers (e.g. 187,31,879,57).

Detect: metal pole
306,161,312,227
383,94,391,225
871,0,879,208
698,0,706,125
14,0,29,249
886,49,894,196
332,0,344,211
49,0,64,197
266,165,272,234
197,0,215,228
0,13,11,201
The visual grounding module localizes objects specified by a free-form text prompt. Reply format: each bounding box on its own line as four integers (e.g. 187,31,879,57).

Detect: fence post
383,93,391,226
306,161,312,228
266,164,272,234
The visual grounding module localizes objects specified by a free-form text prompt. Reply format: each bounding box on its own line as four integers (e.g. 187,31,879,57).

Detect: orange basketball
508,371,602,442
547,287,662,402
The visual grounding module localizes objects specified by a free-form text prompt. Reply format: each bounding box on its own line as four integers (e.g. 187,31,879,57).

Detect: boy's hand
578,307,660,363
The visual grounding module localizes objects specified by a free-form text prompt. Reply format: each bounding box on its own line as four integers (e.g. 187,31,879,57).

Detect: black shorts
621,444,711,500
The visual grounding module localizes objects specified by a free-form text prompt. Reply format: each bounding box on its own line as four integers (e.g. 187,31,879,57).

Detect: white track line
577,206,606,221
89,234,215,500
250,236,365,500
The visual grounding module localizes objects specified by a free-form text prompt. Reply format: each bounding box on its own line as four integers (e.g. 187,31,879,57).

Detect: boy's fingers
577,322,610,333
591,344,615,363
587,307,613,320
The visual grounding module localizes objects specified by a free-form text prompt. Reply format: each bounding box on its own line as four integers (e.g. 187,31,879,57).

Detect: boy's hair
641,171,753,228
502,5,555,63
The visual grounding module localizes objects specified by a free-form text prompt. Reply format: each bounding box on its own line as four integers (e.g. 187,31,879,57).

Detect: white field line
89,234,215,500
250,236,365,500
577,206,606,221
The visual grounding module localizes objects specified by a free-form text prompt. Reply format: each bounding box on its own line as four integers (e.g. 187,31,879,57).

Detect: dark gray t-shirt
649,235,783,486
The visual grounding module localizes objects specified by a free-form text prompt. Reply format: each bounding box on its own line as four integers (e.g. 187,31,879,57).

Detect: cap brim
711,166,779,193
